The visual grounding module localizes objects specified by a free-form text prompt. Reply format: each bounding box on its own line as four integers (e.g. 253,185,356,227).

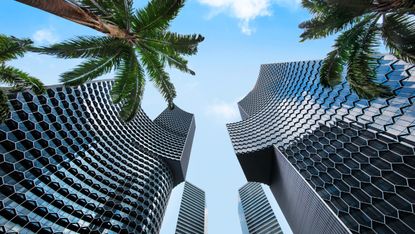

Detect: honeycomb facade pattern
238,182,283,234
227,55,415,234
0,80,195,233
175,182,206,234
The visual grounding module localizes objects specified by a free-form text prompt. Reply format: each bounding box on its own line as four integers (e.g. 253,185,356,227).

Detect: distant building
227,56,415,233
0,80,195,233
175,182,207,234
238,182,283,234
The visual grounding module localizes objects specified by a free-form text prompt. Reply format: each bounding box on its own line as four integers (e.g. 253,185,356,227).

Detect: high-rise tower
175,182,207,234
0,80,195,233
227,55,415,234
238,182,283,234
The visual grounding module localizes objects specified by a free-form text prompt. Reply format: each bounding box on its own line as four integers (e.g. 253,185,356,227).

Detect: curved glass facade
227,55,415,233
0,80,195,233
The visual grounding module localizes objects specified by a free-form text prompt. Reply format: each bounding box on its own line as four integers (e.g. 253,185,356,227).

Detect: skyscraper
175,182,207,234
0,80,195,233
227,55,415,234
238,182,283,234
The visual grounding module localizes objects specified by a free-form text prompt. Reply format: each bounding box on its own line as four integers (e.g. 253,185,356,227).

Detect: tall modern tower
238,182,283,234
227,55,415,234
0,80,195,233
175,182,207,234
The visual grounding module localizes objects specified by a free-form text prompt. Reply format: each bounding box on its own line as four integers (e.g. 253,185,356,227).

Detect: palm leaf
0,65,45,95
60,52,123,86
346,19,392,99
0,35,32,63
150,32,205,56
382,13,415,64
320,15,377,87
33,36,128,59
162,52,195,75
299,0,371,41
111,50,145,121
133,0,185,33
137,43,176,107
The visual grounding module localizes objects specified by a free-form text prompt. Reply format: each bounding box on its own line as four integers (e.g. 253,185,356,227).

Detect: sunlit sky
0,0,337,233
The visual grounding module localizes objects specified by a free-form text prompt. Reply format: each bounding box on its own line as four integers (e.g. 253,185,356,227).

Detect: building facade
175,182,206,234
0,80,195,233
238,182,283,234
227,55,415,234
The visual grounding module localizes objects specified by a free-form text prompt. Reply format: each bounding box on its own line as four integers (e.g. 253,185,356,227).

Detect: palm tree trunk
16,0,130,39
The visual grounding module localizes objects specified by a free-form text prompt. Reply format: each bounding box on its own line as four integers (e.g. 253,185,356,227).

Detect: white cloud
206,100,239,122
198,0,300,35
32,28,59,44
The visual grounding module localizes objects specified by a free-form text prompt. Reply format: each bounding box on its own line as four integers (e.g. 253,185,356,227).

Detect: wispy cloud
206,100,239,122
32,28,59,44
198,0,301,35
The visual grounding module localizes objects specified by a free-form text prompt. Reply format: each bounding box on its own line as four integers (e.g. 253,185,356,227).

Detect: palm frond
346,19,392,99
138,43,176,107
0,89,10,123
320,50,345,87
320,15,377,87
32,36,127,59
299,0,372,42
0,35,32,63
382,13,415,64
301,0,329,15
162,53,195,75
133,0,185,33
111,51,145,121
154,32,204,55
0,65,45,95
60,52,123,86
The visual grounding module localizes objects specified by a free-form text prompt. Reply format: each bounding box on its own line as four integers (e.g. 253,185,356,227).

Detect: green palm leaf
133,0,185,33
299,0,371,41
0,35,32,63
0,65,45,95
300,0,414,99
0,35,46,122
60,53,123,86
33,36,128,59
346,20,392,99
111,51,145,121
138,43,176,108
382,13,415,64
320,15,376,88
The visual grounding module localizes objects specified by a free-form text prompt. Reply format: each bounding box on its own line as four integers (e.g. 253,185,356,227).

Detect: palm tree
17,0,204,121
0,35,45,123
299,0,415,99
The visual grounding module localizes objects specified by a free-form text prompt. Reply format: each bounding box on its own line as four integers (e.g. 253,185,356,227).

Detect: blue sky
1,0,336,233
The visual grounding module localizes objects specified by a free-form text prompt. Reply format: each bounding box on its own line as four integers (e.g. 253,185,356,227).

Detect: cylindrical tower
0,80,195,233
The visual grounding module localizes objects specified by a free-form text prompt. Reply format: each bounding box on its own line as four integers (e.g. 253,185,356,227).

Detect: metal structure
0,80,195,233
175,182,206,234
227,55,415,234
238,182,283,234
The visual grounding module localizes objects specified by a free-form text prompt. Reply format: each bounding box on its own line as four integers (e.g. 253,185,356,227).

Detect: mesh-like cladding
0,80,193,233
227,55,415,233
